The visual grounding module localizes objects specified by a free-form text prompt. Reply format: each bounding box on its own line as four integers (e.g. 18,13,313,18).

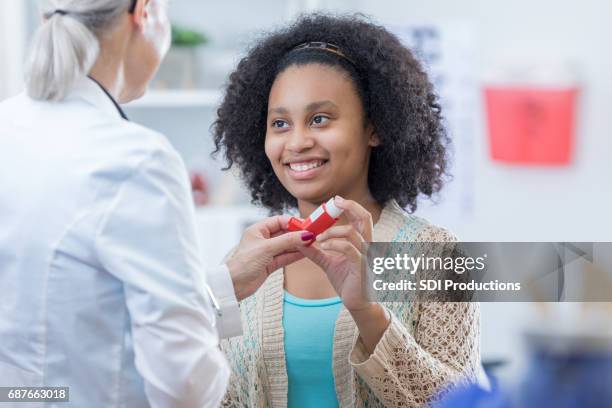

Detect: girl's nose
286,127,315,152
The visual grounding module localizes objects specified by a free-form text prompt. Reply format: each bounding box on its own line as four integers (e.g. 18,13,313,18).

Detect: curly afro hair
213,13,450,213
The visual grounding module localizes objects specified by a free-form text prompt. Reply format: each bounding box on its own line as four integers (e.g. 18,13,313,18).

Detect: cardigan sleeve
349,302,480,407
348,224,481,407
220,376,241,408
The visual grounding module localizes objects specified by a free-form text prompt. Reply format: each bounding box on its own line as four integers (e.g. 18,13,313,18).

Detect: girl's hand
299,196,390,353
298,196,373,312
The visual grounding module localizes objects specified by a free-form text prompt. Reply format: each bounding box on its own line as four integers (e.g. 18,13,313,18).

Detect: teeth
289,160,324,172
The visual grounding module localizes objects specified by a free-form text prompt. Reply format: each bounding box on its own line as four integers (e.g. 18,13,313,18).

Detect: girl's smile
284,158,329,180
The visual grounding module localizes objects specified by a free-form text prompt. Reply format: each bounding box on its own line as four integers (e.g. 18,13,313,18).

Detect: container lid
325,197,343,218
484,60,580,88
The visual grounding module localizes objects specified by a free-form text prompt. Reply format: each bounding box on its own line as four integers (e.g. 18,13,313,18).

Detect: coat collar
67,76,129,120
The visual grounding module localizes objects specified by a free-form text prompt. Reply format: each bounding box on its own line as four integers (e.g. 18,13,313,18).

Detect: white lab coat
0,77,241,407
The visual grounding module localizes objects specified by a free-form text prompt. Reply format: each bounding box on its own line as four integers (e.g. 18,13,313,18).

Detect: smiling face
265,63,378,206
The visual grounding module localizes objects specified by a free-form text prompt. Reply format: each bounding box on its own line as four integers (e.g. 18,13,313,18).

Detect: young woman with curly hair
212,13,480,408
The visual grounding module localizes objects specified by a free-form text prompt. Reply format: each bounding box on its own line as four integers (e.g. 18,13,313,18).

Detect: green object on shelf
171,25,208,48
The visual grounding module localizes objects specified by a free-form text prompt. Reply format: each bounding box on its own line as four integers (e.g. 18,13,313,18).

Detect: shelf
124,89,224,108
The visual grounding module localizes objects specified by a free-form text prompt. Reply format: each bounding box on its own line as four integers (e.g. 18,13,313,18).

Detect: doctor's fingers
262,230,315,257
248,215,293,238
266,251,305,274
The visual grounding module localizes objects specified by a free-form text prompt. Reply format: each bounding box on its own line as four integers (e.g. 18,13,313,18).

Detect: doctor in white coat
0,0,315,407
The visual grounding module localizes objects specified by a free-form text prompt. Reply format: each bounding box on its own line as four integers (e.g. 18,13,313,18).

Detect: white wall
0,0,27,99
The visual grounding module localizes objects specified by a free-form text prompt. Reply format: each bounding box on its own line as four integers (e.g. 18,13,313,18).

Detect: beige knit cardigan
220,200,481,407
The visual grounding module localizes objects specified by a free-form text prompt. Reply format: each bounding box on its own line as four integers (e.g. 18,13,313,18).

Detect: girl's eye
311,115,329,126
271,119,289,129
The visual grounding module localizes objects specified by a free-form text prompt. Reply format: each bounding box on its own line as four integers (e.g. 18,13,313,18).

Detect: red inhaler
287,197,344,237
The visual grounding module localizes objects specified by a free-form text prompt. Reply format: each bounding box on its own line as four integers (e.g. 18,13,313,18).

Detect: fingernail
301,232,315,241
335,195,344,204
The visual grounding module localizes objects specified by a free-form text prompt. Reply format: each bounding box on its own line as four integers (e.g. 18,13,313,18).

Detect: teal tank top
283,291,343,407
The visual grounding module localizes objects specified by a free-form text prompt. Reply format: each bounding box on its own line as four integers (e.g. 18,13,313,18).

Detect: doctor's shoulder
91,119,186,178
0,93,29,121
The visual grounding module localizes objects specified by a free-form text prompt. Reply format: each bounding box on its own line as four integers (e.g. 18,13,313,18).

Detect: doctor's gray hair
25,0,133,101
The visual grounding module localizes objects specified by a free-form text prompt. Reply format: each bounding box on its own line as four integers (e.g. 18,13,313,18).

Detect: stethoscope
88,76,130,121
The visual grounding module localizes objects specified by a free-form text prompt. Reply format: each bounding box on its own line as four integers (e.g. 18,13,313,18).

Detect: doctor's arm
95,146,230,408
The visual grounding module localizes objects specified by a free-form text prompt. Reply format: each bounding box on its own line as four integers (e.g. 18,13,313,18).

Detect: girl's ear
367,124,381,147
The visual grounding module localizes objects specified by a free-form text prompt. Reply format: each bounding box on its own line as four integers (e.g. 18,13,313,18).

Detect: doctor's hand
226,215,314,301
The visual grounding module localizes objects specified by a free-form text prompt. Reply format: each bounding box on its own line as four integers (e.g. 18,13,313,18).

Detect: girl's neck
296,189,382,226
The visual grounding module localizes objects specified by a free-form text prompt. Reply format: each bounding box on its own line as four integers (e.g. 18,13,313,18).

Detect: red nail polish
301,232,315,241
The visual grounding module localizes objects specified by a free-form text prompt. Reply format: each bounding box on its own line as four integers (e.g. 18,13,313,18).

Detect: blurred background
2,0,611,400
